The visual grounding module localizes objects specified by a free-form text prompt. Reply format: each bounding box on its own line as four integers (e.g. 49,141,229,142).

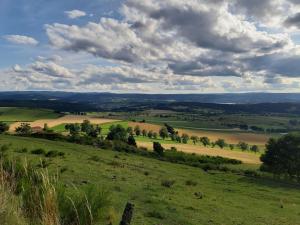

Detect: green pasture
1,135,299,225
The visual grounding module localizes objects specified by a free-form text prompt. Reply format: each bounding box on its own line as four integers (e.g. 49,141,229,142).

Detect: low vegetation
0,156,112,225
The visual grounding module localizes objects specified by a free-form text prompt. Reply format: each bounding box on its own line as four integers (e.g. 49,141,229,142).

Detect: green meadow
0,107,61,122
1,134,300,225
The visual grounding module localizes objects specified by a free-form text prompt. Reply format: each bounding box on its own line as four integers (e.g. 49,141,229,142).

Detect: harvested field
128,122,162,133
129,122,270,146
138,141,261,164
9,115,119,132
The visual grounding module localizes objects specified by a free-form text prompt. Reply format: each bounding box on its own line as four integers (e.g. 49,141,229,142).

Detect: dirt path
9,115,120,132
137,141,261,164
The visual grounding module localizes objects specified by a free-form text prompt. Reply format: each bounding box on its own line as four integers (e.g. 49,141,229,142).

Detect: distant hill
0,91,300,114
0,91,300,104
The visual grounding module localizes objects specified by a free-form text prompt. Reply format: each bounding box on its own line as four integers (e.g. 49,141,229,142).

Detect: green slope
1,135,299,225
0,107,61,122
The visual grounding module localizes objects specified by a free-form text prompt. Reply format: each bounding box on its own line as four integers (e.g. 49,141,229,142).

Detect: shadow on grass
238,175,300,191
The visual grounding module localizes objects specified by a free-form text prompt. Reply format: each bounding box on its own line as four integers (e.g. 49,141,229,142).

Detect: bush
161,179,175,188
0,122,9,134
127,135,137,147
145,210,165,219
45,150,60,158
113,141,137,153
31,148,46,155
153,142,164,156
88,155,101,162
185,180,197,186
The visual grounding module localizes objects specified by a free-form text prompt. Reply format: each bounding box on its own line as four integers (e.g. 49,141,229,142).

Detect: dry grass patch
9,115,120,132
137,141,261,164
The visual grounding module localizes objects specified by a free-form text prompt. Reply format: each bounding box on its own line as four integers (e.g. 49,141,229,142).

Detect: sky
1,0,300,93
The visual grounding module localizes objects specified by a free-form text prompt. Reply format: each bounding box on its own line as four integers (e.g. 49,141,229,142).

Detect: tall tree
159,127,168,140
261,133,300,180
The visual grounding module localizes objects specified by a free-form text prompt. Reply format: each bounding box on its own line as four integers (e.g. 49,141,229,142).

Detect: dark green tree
250,145,259,153
134,125,141,136
106,124,128,142
238,142,249,151
215,139,227,149
81,120,93,133
229,144,235,150
164,123,176,135
159,127,168,140
87,125,101,138
191,136,199,145
181,133,189,144
65,123,81,136
153,142,164,156
200,137,210,147
261,133,300,180
0,122,9,134
127,135,137,147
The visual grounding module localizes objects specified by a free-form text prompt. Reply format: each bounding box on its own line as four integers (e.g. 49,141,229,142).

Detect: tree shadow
238,175,300,191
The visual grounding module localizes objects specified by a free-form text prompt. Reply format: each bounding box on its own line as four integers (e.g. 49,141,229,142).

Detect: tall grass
0,156,112,225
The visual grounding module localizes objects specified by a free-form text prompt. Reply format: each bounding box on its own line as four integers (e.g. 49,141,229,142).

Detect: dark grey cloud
244,54,300,78
285,13,300,28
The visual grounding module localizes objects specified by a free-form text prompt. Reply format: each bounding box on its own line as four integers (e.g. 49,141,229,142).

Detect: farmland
9,115,119,132
5,112,270,163
1,135,300,225
0,107,61,122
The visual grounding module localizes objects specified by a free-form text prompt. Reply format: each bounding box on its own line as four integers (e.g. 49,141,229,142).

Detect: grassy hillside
0,107,61,122
1,135,300,225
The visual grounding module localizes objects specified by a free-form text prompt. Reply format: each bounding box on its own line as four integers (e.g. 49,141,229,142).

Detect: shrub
127,135,137,147
161,179,175,188
185,180,197,186
45,150,59,158
153,142,164,156
31,148,46,155
0,122,9,134
60,166,68,174
145,210,165,219
113,141,137,153
88,155,101,162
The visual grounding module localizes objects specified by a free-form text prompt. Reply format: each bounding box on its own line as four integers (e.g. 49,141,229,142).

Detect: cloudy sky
1,0,300,93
